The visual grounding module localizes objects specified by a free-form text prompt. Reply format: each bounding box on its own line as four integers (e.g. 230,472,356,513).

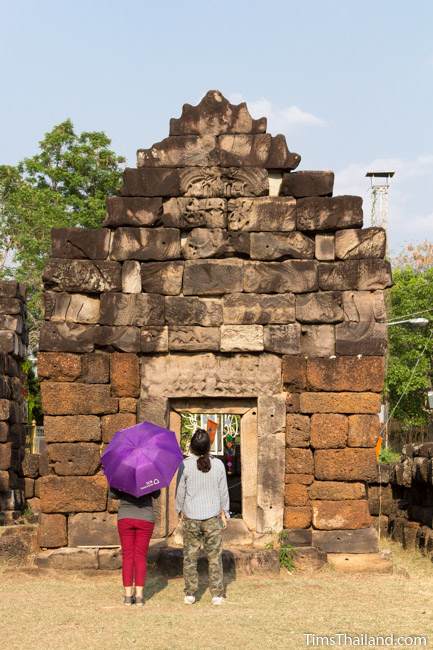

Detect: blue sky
1,0,433,254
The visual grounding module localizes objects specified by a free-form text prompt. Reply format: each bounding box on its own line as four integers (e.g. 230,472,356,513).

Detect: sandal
135,596,145,607
123,596,134,606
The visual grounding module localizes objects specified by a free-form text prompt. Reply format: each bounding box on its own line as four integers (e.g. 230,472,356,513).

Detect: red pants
117,518,154,587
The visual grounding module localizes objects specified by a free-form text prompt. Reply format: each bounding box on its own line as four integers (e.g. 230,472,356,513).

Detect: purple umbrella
101,421,183,497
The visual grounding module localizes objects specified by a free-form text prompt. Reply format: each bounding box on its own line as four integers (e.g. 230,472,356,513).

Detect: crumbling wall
37,91,391,559
0,281,28,524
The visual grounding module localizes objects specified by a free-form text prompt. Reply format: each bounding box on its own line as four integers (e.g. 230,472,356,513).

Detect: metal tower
365,171,395,229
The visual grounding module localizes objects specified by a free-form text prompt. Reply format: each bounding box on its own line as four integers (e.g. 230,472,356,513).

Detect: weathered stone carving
335,227,386,259
183,259,243,295
100,293,164,326
318,259,392,291
223,293,295,324
180,167,269,198
264,324,301,354
280,171,334,198
169,90,267,136
220,325,264,352
104,197,162,227
162,198,226,229
44,292,100,324
300,325,335,357
297,196,363,231
243,260,318,293
141,261,184,295
39,322,98,353
250,232,314,260
295,292,343,323
228,197,296,231
168,326,220,351
165,297,223,326
315,234,335,261
111,227,180,261
182,228,250,259
43,260,121,293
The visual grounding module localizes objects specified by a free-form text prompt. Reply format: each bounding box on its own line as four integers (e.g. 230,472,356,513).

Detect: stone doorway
165,399,257,540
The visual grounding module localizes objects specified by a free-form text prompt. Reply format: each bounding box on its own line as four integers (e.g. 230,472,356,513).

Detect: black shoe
123,596,134,606
135,596,145,607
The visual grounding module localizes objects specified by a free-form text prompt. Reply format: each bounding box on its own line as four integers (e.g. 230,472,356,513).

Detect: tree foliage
0,120,125,348
387,243,433,429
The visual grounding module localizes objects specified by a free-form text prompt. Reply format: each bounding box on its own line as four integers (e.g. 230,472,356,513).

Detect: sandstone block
220,325,263,352
48,443,101,476
44,415,101,443
315,234,335,261
96,326,140,352
51,228,110,259
141,327,169,352
165,296,222,326
110,352,140,397
342,290,386,323
312,499,372,530
296,292,343,323
40,475,107,513
348,414,381,447
300,392,381,414
0,401,11,422
141,261,184,295
335,322,387,356
22,452,39,478
264,324,301,354
285,448,314,474
168,326,220,351
250,231,314,260
24,477,34,498
137,134,216,167
182,228,250,259
282,356,307,390
368,485,393,516
44,292,100,323
100,293,164,326
43,259,121,293
38,514,67,548
104,196,162,227
319,259,392,291
223,293,295,325
283,506,312,529
111,227,180,261
280,171,334,198
101,412,137,443
306,357,385,392
0,470,11,491
122,261,141,293
68,512,119,546
257,394,287,436
228,197,296,231
285,392,301,413
297,196,363,231
0,331,18,355
39,322,97,353
217,133,299,169
310,414,348,449
284,483,309,506
141,353,282,398
0,297,23,314
37,352,81,382
286,414,310,447
169,90,267,136
41,383,118,415
300,325,335,357
335,227,386,260
37,547,99,569
81,351,110,384
243,260,318,293
312,528,378,553
309,481,366,500
314,448,378,481
183,259,243,295
162,197,226,229
98,547,122,569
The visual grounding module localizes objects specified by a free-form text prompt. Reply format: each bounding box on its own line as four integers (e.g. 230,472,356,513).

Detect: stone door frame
167,398,258,536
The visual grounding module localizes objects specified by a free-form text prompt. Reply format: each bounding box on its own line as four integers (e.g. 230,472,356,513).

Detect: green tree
387,251,433,428
0,119,125,349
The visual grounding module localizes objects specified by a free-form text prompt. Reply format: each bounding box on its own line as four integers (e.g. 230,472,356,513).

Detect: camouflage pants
182,516,224,597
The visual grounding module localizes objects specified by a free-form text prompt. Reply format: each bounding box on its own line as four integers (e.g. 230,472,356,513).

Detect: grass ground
1,540,432,650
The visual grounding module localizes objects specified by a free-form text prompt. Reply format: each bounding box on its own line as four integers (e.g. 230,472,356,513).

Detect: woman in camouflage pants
175,428,230,606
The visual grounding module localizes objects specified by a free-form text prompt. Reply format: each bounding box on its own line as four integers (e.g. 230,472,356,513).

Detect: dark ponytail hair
190,428,211,473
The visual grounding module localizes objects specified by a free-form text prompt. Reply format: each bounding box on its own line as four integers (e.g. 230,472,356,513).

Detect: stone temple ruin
32,91,392,567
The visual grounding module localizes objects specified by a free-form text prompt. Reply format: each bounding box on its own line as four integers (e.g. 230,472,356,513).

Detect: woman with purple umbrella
102,421,183,606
